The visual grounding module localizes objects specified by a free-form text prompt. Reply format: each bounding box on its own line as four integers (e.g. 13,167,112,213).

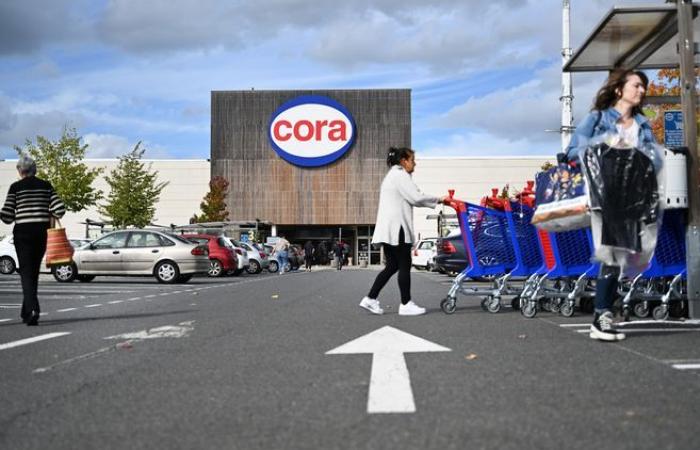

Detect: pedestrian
1,153,66,326
332,240,345,271
304,240,314,272
566,67,656,342
359,147,448,316
272,235,290,275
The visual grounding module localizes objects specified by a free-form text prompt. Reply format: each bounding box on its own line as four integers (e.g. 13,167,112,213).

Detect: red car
181,234,238,277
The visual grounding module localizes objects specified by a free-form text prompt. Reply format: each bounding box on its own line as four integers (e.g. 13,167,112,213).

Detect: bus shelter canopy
564,5,699,72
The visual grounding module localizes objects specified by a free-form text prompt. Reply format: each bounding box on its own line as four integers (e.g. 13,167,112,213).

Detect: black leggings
368,228,412,304
15,232,47,318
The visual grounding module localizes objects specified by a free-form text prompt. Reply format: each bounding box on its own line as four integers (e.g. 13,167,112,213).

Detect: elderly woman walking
1,154,65,326
359,147,448,316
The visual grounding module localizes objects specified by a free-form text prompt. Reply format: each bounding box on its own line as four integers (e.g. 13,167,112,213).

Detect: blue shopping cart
620,208,687,321
440,192,544,314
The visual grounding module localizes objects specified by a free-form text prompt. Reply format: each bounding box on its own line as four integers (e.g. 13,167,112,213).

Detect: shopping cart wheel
560,302,574,318
521,301,537,319
486,296,501,314
511,296,521,310
622,307,631,322
480,297,490,311
440,297,457,314
633,302,649,318
652,305,669,321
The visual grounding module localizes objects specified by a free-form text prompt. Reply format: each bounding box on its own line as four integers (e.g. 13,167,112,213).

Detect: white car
0,235,90,275
221,236,249,275
237,241,270,274
411,238,438,270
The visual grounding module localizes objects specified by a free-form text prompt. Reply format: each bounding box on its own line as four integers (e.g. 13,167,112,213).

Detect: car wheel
208,259,224,277
155,260,180,284
77,275,95,282
0,256,16,275
246,259,261,274
268,260,279,273
53,263,77,282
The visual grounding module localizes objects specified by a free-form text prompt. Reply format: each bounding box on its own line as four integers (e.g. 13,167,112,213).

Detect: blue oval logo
268,95,356,167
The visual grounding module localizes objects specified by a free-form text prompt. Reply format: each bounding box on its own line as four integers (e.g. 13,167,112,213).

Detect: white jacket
371,165,439,245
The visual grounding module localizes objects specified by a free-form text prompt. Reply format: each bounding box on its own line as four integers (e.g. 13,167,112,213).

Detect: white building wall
0,159,210,239
1,156,554,242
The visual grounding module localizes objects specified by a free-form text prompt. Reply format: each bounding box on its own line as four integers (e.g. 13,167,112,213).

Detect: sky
0,0,659,160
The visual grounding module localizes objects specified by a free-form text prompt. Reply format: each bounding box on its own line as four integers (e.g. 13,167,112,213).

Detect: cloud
83,133,173,159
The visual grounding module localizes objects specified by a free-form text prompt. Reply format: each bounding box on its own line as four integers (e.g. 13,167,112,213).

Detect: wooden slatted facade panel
211,89,411,225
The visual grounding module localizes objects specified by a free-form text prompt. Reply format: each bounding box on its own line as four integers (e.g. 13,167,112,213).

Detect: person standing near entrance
360,147,448,316
332,240,347,271
272,235,290,275
1,153,66,326
304,240,314,272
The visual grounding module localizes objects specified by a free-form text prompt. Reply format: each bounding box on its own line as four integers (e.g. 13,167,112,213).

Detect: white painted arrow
326,326,451,414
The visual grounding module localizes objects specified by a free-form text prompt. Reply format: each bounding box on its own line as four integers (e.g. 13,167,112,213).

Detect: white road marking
57,308,77,312
0,332,71,351
326,326,451,414
145,294,157,298
104,320,195,340
672,363,700,370
559,323,590,328
84,304,101,308
108,300,123,304
0,318,12,323
0,305,20,309
127,297,140,301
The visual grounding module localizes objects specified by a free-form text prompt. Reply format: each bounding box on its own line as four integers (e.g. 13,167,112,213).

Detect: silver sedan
52,229,210,283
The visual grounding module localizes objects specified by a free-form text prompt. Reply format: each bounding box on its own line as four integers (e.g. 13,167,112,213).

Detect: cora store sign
268,95,356,167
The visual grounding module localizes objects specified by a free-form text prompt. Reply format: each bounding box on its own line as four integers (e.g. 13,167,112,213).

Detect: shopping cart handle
444,190,466,212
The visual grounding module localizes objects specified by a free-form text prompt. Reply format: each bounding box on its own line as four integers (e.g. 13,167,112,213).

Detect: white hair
16,153,37,176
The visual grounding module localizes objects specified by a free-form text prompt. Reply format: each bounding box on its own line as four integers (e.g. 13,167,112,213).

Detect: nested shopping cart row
440,191,687,320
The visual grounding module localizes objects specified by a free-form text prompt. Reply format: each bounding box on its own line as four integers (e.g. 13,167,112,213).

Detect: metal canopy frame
564,4,699,72
564,1,700,318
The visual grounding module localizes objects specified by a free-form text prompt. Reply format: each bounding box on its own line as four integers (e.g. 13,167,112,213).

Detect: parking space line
0,332,71,351
108,300,123,304
57,308,77,312
127,297,140,301
145,295,157,298
559,323,589,327
84,304,102,308
672,363,700,370
0,318,12,323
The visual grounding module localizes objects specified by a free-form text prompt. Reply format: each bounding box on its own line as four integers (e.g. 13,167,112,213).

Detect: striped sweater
1,176,66,232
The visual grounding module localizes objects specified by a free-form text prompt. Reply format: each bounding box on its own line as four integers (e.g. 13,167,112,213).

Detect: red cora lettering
273,118,349,142
273,120,292,141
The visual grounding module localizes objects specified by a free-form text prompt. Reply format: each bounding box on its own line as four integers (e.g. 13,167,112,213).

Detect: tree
99,142,169,229
190,176,230,223
14,126,103,212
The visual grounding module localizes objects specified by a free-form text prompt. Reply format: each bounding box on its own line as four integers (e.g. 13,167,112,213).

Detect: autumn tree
99,143,168,229
190,176,230,223
14,126,103,212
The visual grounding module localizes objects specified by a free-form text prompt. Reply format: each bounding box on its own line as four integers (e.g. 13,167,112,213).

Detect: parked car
434,229,468,275
181,233,238,277
51,229,210,283
237,241,270,274
411,237,438,270
220,237,248,275
0,235,91,275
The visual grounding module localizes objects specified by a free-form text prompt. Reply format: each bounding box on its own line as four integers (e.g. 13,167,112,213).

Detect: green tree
14,126,103,212
99,142,168,229
190,176,230,223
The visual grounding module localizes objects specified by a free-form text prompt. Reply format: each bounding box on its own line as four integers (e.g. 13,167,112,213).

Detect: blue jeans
277,251,288,273
595,264,620,313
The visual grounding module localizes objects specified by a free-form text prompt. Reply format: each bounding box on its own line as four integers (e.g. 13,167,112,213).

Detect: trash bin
663,148,688,209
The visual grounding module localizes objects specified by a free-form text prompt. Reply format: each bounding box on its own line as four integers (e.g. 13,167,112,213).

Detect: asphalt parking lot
1,268,699,450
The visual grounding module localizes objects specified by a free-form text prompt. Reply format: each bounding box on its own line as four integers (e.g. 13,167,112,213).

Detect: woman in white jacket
359,147,448,316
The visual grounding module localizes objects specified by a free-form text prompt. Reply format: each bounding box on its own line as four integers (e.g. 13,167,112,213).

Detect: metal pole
677,0,700,317
561,0,574,151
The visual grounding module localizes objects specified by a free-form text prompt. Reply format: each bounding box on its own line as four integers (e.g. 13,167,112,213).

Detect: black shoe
590,311,625,341
26,312,40,326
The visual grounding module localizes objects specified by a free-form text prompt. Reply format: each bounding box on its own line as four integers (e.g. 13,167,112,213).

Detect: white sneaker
359,297,384,315
399,301,426,316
